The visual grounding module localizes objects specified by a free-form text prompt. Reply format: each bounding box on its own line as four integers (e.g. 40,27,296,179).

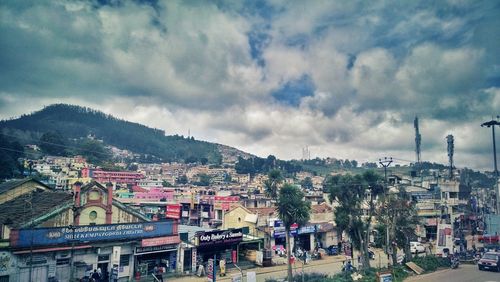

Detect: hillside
0,104,251,164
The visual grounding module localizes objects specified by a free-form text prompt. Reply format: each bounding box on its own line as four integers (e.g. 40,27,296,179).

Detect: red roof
132,185,148,192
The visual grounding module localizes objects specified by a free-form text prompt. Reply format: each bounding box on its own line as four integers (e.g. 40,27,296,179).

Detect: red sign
141,235,180,247
221,202,230,211
214,196,239,202
166,204,181,219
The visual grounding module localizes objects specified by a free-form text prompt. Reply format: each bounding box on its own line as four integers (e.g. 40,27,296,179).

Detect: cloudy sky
1,0,499,170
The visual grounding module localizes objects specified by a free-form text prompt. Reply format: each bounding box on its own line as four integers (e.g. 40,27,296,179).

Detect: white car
410,242,425,254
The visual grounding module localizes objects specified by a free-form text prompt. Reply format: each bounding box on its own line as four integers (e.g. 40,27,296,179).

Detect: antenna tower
446,134,454,179
414,116,422,164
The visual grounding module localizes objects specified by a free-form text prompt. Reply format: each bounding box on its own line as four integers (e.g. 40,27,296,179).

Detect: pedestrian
91,269,100,282
154,264,164,282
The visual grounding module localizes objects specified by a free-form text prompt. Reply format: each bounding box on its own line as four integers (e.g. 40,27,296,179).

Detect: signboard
436,223,453,256
297,225,316,234
214,196,239,202
111,246,121,266
10,221,176,248
135,244,177,254
273,221,298,238
247,271,256,282
207,258,214,281
141,235,180,247
166,204,181,219
378,272,393,282
196,229,243,247
191,248,197,272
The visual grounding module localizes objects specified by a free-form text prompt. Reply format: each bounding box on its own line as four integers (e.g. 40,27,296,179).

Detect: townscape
1,1,500,282
0,106,499,282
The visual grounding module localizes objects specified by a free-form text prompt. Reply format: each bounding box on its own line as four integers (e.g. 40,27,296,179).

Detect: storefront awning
13,245,92,254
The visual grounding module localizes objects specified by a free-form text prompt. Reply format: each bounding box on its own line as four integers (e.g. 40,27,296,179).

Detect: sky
0,0,499,171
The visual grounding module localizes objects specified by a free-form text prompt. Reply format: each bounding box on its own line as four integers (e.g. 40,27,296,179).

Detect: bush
411,255,449,272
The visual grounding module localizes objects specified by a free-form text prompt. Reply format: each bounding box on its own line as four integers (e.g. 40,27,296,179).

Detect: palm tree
264,169,284,199
276,184,311,282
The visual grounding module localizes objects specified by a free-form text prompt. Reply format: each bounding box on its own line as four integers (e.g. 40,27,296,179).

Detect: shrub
411,255,448,272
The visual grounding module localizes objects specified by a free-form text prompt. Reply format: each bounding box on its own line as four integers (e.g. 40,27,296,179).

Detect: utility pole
379,157,392,265
481,117,500,214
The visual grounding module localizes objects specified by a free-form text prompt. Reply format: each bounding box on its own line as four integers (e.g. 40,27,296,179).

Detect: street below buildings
405,264,499,282
167,249,391,282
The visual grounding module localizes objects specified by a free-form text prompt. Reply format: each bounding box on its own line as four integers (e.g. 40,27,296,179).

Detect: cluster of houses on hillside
0,153,492,281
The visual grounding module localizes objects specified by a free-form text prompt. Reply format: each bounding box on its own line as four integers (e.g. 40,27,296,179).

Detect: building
0,180,179,282
82,168,144,186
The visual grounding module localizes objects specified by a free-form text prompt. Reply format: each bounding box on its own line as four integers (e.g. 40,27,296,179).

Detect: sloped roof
0,178,51,195
0,190,73,228
247,207,275,216
311,203,333,214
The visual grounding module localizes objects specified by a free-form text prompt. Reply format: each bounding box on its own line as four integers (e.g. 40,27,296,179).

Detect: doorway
97,262,109,282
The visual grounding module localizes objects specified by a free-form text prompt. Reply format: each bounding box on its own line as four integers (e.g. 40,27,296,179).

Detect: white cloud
0,0,498,171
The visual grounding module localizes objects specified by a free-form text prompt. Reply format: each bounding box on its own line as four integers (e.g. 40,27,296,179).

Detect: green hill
0,104,223,164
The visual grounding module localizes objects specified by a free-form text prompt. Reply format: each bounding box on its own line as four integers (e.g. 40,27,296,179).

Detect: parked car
478,252,500,272
410,242,425,254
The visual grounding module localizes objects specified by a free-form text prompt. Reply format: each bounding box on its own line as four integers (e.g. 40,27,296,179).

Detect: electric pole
481,117,500,214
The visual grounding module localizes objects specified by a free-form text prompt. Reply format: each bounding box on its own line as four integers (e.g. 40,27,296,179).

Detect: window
120,255,130,267
89,211,97,221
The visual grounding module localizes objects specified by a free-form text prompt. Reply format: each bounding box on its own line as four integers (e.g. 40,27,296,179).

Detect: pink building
82,168,144,185
134,187,175,201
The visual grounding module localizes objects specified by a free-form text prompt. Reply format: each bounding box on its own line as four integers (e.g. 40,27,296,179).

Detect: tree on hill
300,177,313,190
77,140,112,165
276,184,311,282
0,134,23,179
39,131,66,156
0,104,223,164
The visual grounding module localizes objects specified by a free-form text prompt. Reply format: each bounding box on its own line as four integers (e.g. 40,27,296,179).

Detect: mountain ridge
0,104,254,164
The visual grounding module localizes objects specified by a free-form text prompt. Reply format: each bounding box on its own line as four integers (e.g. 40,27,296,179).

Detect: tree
378,188,419,264
0,134,23,179
264,169,284,199
194,173,211,186
300,177,313,190
39,131,66,156
162,180,173,187
77,140,112,165
176,174,188,185
276,184,311,282
324,171,383,270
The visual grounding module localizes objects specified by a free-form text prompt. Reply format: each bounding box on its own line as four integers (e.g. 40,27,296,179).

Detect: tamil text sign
11,221,176,248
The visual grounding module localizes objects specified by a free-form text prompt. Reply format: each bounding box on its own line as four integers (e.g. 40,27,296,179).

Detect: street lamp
481,117,500,214
379,157,392,265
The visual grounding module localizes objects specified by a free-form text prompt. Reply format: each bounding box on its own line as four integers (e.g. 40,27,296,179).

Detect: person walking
91,269,100,282
154,264,164,282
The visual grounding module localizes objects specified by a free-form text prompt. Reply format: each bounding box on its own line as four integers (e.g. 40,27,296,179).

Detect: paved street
405,264,499,282
167,250,390,282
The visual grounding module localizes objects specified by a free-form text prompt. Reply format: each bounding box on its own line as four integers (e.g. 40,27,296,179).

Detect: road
405,264,499,282
167,250,390,282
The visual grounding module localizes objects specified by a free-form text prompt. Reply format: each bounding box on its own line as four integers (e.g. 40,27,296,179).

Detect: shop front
194,228,243,270
134,235,181,277
271,221,297,255
8,221,178,282
296,225,316,251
